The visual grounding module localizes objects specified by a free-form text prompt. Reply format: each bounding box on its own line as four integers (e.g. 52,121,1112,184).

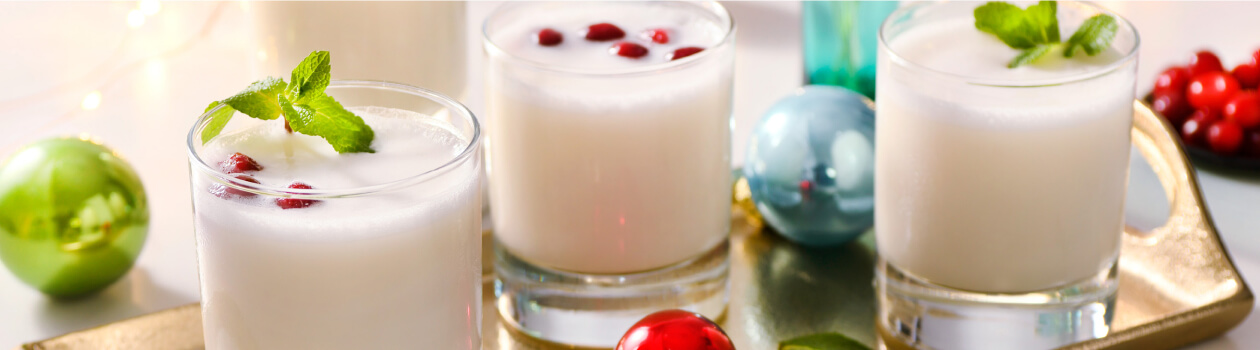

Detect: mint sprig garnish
200,51,375,153
974,1,1118,68
224,77,286,121
1063,14,1118,58
974,1,1059,49
779,332,871,350
287,51,331,104
1008,43,1057,68
280,92,375,154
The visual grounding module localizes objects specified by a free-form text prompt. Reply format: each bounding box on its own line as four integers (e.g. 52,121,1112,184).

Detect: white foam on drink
195,106,478,241
882,17,1134,130
890,18,1124,81
488,3,733,116
489,2,726,69
204,106,466,190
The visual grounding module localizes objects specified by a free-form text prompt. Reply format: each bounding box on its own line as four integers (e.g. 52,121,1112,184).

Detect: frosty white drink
486,1,733,274
188,82,482,349
484,2,735,347
874,2,1139,348
875,2,1136,294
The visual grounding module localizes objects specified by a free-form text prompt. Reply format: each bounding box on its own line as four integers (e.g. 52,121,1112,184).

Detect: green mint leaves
287,51,332,104
200,51,375,153
280,92,376,154
974,1,1119,68
1063,14,1118,58
974,1,1059,49
1008,43,1057,68
779,333,871,350
223,77,286,121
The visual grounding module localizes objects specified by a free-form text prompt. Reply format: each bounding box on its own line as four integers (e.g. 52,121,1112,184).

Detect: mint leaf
974,1,1058,49
280,93,375,153
202,51,375,154
200,101,235,144
1024,1,1060,43
1009,43,1058,68
1063,14,1118,58
976,1,1118,68
288,51,332,103
223,76,286,121
779,333,871,350
974,2,1038,49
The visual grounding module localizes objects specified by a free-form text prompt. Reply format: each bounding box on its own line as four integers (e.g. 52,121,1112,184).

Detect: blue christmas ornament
743,85,875,246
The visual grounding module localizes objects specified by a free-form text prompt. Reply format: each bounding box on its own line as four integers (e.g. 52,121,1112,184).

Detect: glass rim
481,0,735,77
185,80,481,199
878,1,1141,88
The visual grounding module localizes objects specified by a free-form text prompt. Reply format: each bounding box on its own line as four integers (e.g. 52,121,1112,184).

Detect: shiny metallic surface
15,102,1252,350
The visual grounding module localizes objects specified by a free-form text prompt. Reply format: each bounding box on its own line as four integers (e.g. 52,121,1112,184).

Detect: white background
0,2,1258,348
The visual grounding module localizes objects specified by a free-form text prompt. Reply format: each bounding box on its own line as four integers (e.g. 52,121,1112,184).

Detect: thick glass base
876,260,1117,350
494,240,730,348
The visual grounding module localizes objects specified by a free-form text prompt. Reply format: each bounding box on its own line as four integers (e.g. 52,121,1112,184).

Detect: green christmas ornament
0,137,149,298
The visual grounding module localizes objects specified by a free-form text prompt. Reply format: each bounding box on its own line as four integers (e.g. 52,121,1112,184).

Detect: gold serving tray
15,102,1252,350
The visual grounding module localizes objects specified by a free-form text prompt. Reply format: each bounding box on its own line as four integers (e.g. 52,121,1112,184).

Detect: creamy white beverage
875,16,1135,293
191,107,481,349
251,2,467,102
485,3,735,274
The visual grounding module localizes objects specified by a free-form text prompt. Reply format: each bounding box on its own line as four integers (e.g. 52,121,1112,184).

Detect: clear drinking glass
874,2,1139,348
483,1,735,347
187,81,482,349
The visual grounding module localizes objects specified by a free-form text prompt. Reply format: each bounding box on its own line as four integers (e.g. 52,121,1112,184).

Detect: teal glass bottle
803,1,899,99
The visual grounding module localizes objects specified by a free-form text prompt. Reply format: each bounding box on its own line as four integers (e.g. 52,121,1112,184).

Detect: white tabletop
0,1,1257,348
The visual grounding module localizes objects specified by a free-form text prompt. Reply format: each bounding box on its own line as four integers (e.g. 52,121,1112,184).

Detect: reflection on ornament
743,85,875,246
0,137,149,298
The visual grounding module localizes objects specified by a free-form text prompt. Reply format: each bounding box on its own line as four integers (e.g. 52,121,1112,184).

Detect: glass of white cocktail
187,80,482,349
483,1,734,347
874,1,1139,348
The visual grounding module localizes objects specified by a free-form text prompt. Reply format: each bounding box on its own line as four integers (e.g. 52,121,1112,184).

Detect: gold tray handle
1132,100,1209,237
1073,101,1254,349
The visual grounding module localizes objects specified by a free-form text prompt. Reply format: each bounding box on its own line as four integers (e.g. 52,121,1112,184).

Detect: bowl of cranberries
1148,49,1260,170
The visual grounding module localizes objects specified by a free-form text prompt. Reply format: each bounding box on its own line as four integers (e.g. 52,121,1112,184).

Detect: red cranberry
616,310,734,350
1207,120,1245,154
1188,50,1225,77
1232,63,1260,90
276,182,319,209
1191,107,1222,124
536,28,563,47
1187,72,1241,109
643,29,670,44
210,174,261,199
611,42,649,59
1223,92,1260,129
220,152,263,173
585,23,625,41
670,47,705,61
1181,110,1219,147
1153,66,1191,95
1151,91,1192,124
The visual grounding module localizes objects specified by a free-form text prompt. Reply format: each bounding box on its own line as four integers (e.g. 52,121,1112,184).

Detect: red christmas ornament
616,310,734,350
